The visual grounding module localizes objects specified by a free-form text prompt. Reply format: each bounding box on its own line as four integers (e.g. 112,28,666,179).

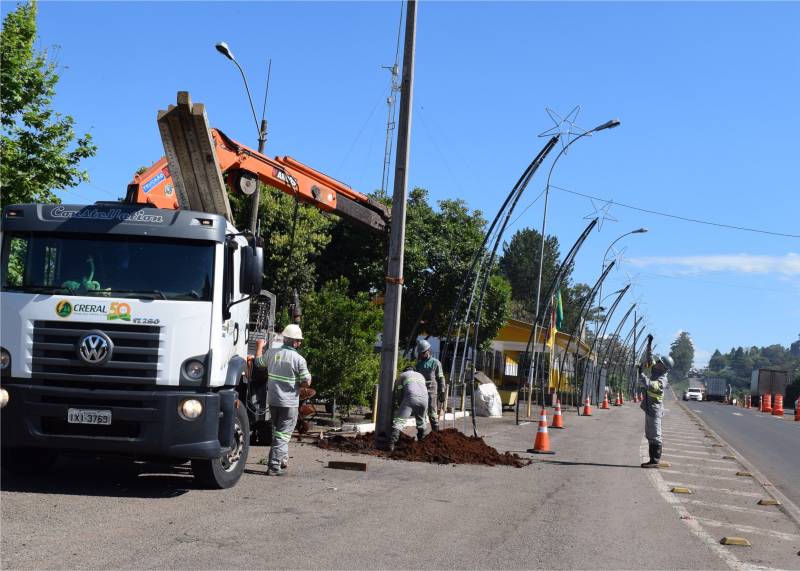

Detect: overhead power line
551,185,800,239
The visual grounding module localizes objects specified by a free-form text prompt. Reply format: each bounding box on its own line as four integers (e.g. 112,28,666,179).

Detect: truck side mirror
239,246,264,295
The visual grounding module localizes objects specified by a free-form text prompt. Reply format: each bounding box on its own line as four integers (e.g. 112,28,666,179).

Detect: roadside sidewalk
3,400,797,569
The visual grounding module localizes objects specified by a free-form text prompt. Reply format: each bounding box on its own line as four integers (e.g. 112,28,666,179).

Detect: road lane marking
668,442,716,449
671,462,744,472
694,517,800,542
662,453,735,464
663,448,721,456
645,442,777,571
662,481,763,498
682,499,783,517
660,470,745,482
732,412,742,416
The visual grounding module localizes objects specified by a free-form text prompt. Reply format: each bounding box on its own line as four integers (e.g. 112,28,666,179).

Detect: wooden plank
156,92,232,221
157,110,191,210
328,461,367,472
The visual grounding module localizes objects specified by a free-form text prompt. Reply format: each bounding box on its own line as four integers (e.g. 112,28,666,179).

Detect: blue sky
8,1,799,365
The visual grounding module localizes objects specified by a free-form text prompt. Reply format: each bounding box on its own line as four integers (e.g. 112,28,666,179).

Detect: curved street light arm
585,285,630,403
597,303,637,387
553,260,617,400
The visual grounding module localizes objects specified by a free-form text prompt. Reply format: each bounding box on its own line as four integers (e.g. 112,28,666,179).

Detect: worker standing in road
415,339,445,432
252,324,312,476
639,334,674,468
391,366,429,449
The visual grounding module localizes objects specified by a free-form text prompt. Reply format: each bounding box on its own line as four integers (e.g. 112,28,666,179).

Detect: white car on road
683,388,703,401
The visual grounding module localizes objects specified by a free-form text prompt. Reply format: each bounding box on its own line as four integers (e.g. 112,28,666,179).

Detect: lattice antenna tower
380,63,401,195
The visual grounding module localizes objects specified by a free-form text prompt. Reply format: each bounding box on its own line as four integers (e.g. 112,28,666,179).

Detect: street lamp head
593,118,621,132
633,227,648,234
215,42,235,61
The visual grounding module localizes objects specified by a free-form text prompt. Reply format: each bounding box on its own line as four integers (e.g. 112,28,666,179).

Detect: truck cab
0,202,265,488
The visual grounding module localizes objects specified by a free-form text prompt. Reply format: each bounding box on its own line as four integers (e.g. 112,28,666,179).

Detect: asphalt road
684,399,800,508
3,402,799,570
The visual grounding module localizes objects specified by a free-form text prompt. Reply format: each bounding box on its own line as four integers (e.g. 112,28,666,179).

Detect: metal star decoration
581,197,618,231
607,245,628,271
538,106,588,151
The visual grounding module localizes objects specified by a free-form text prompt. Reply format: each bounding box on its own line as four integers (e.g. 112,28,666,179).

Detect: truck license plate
67,408,112,425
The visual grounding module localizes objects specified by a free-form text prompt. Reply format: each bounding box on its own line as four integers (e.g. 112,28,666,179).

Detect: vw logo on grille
76,331,113,366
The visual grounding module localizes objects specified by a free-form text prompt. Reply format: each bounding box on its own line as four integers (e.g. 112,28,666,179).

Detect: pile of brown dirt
317,429,530,468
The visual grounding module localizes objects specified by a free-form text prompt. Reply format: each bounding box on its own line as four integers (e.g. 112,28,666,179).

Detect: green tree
230,185,333,315
708,349,726,372
498,227,565,321
1,1,96,205
317,187,511,350
300,278,383,413
669,331,694,380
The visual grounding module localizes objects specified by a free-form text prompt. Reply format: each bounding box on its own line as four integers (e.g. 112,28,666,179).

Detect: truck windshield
1,232,214,301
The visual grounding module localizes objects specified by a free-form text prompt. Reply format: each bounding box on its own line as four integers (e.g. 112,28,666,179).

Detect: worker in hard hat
415,338,445,433
391,366,429,450
252,324,312,476
639,334,673,468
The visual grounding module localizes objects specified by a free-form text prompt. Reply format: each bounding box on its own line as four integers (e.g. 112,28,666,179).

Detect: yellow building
486,318,595,392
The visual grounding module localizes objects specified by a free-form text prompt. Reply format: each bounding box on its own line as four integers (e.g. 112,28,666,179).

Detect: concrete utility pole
375,0,417,451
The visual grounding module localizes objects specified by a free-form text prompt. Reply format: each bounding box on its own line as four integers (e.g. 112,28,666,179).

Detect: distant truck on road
750,368,788,402
704,377,728,402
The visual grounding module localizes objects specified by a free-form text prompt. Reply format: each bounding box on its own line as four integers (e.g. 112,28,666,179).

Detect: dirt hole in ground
316,428,530,468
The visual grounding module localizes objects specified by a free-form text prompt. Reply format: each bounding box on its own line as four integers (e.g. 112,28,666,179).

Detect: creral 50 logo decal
108,302,132,321
55,300,73,318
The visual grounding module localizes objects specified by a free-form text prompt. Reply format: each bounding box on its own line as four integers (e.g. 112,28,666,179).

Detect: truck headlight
183,359,205,381
0,388,8,408
0,348,9,370
178,398,203,420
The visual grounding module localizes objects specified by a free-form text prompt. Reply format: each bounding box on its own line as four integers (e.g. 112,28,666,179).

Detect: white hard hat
281,324,303,340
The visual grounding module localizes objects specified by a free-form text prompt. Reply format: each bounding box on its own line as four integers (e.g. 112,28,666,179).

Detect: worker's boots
641,443,660,468
417,428,426,442
389,428,401,452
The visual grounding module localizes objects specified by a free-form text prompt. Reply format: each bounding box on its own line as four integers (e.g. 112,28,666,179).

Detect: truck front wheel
191,401,250,489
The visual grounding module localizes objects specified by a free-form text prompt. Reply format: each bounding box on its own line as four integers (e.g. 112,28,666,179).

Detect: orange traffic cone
772,394,784,417
762,393,772,414
551,398,565,429
745,395,751,409
614,392,622,406
582,397,593,416
601,394,610,409
528,407,555,454
619,392,624,405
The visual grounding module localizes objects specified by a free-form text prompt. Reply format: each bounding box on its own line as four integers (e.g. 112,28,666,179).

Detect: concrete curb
677,398,800,529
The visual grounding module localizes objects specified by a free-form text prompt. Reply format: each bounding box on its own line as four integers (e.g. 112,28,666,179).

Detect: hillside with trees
706,337,800,390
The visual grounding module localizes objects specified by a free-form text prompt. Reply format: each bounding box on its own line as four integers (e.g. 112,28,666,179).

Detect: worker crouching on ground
391,366,429,451
252,324,312,476
639,334,674,468
415,339,445,432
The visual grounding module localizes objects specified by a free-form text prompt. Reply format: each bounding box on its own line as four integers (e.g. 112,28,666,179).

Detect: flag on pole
555,290,564,330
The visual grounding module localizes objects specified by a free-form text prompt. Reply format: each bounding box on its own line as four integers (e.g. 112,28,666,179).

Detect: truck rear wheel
191,402,250,489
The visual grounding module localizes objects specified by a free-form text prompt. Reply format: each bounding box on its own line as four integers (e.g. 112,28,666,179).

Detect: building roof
492,318,596,359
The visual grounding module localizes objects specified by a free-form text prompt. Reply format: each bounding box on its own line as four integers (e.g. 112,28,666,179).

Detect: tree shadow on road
1,455,195,498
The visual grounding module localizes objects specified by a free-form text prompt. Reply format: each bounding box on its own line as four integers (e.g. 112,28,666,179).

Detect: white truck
0,93,388,488
0,202,266,488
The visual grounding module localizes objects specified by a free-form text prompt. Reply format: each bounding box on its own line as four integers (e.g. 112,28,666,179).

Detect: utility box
750,368,789,397
705,377,727,402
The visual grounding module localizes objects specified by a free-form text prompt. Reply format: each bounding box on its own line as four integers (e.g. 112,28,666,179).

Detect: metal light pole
375,0,417,451
529,117,620,409
596,227,647,312
586,285,630,404
215,41,270,232
532,119,621,332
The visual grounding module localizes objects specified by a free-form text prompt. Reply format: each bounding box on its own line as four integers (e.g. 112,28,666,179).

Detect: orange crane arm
126,128,389,232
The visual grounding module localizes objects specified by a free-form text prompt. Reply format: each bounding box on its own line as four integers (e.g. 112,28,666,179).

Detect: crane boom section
127,93,388,232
